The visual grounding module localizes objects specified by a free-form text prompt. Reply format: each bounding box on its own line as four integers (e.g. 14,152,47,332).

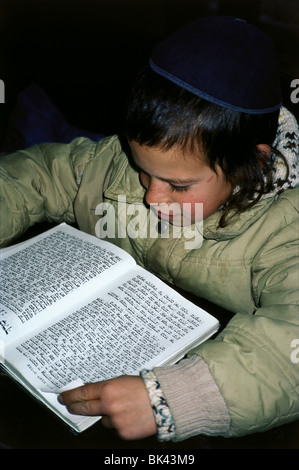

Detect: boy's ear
257,144,271,168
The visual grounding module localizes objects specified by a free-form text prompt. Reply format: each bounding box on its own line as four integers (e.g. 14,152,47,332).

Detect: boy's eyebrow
159,176,198,185
131,155,199,185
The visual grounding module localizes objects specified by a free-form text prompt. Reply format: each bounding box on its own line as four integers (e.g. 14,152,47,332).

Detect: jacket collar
202,196,274,240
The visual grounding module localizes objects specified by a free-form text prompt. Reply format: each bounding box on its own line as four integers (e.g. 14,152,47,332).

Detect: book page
0,224,135,343
5,268,218,393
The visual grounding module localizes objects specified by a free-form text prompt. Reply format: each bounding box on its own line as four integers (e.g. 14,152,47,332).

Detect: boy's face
129,141,232,225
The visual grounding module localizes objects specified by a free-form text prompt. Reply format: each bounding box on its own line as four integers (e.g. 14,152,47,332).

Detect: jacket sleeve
0,137,104,247
153,194,299,439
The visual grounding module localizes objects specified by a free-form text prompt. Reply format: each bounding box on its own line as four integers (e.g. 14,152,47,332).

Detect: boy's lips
157,211,174,221
150,205,196,227
151,207,175,221
151,208,187,225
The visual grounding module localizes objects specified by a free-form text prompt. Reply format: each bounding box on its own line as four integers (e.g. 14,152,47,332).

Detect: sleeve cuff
153,355,231,441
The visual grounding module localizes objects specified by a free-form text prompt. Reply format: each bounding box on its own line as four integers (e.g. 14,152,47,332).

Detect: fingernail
57,394,64,404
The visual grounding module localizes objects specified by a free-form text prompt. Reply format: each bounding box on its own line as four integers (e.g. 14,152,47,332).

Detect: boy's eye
169,184,190,192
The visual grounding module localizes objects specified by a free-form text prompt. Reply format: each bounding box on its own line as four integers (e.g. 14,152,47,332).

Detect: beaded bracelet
140,369,176,441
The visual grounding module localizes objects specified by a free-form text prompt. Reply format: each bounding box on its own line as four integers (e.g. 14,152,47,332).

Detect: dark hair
125,66,284,227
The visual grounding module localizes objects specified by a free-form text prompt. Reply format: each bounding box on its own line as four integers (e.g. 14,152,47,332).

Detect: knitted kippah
150,16,282,114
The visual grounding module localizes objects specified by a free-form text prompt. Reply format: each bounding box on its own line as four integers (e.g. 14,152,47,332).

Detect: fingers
57,376,157,440
58,377,133,416
63,397,102,416
58,382,105,416
59,382,101,404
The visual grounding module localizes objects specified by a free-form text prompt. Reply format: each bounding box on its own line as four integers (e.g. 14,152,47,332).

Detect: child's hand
58,375,157,440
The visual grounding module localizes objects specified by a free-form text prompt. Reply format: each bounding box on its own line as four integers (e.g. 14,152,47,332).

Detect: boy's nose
145,178,171,206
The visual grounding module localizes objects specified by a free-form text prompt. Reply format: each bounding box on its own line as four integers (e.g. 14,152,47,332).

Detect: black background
0,0,298,145
0,0,298,450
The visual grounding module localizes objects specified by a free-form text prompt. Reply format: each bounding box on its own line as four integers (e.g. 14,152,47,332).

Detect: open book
0,223,219,432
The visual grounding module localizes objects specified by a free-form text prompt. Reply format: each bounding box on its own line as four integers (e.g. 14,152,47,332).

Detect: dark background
0,0,298,147
0,0,298,450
